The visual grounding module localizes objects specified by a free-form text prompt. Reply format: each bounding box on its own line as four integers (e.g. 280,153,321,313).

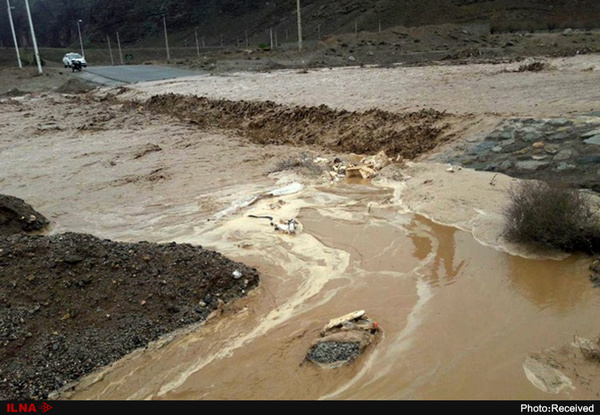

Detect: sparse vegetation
517,61,547,72
577,336,600,364
271,152,324,177
502,180,600,254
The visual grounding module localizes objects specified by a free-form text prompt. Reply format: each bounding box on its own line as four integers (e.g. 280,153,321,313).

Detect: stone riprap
430,113,600,192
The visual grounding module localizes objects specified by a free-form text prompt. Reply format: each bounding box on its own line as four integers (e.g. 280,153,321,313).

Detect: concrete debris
248,215,302,235
362,151,392,170
322,310,366,333
314,151,395,182
346,165,376,179
273,218,300,234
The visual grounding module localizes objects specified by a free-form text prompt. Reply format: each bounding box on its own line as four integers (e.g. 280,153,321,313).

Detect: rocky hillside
2,0,600,49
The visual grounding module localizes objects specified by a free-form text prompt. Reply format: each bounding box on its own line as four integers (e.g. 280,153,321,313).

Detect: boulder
0,194,50,236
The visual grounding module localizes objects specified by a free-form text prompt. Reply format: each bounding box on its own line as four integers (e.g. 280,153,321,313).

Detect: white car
63,52,87,68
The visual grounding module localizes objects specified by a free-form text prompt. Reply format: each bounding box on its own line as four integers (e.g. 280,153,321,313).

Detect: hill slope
2,0,600,49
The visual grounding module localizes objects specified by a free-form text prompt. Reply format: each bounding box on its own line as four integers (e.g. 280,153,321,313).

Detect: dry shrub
517,61,547,72
502,181,600,254
271,152,324,177
581,345,600,364
577,336,600,364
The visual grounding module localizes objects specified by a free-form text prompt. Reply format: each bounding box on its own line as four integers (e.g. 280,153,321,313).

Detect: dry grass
577,336,600,364
270,152,324,177
517,61,547,72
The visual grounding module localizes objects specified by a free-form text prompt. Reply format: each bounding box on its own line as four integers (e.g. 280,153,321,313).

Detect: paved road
77,65,207,86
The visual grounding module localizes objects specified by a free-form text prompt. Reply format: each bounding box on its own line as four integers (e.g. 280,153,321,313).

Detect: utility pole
107,34,114,65
77,19,84,57
355,19,358,38
379,19,382,33
270,28,273,50
195,28,200,56
6,0,21,68
245,29,249,47
116,31,124,65
220,34,223,47
24,0,42,74
163,14,170,60
296,0,302,51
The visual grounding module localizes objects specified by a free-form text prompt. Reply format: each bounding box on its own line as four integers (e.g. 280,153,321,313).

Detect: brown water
59,180,599,400
3,86,599,401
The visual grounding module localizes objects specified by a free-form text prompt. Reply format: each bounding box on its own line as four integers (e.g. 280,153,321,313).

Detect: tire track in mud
138,93,456,160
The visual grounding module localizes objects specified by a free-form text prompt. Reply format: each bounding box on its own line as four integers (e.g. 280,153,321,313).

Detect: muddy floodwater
3,59,600,399
58,179,598,400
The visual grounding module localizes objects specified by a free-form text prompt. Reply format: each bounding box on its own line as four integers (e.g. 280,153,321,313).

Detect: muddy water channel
62,179,599,400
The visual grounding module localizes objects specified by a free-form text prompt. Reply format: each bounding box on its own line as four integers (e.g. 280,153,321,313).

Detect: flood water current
61,179,599,400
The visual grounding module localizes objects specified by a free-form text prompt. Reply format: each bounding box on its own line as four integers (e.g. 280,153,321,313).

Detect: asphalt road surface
78,65,206,86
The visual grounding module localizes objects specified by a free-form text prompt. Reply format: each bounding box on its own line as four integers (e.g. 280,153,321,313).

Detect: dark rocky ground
0,195,259,401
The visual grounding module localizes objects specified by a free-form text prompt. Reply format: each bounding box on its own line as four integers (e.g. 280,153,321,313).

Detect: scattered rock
0,194,50,236
582,130,600,139
304,310,381,369
584,135,600,146
515,160,549,171
553,149,575,161
321,151,395,182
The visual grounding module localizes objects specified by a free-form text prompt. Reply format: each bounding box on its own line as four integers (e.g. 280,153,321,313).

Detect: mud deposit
141,93,454,159
2,52,600,401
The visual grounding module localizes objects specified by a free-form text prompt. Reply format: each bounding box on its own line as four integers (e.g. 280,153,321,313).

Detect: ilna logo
6,403,52,413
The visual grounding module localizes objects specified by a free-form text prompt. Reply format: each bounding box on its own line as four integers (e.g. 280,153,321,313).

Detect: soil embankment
141,93,455,159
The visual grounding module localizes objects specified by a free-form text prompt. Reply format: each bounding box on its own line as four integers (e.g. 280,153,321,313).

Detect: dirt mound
0,214,260,400
56,78,95,94
142,94,453,160
1,88,29,97
0,194,49,236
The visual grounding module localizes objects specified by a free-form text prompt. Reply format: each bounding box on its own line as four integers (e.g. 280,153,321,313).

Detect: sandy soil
119,54,600,118
1,50,600,400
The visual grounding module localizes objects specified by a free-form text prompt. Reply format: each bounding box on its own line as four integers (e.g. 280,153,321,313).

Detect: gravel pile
306,341,362,366
0,229,260,400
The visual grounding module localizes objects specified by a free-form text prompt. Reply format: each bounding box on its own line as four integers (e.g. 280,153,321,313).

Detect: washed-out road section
78,65,207,86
